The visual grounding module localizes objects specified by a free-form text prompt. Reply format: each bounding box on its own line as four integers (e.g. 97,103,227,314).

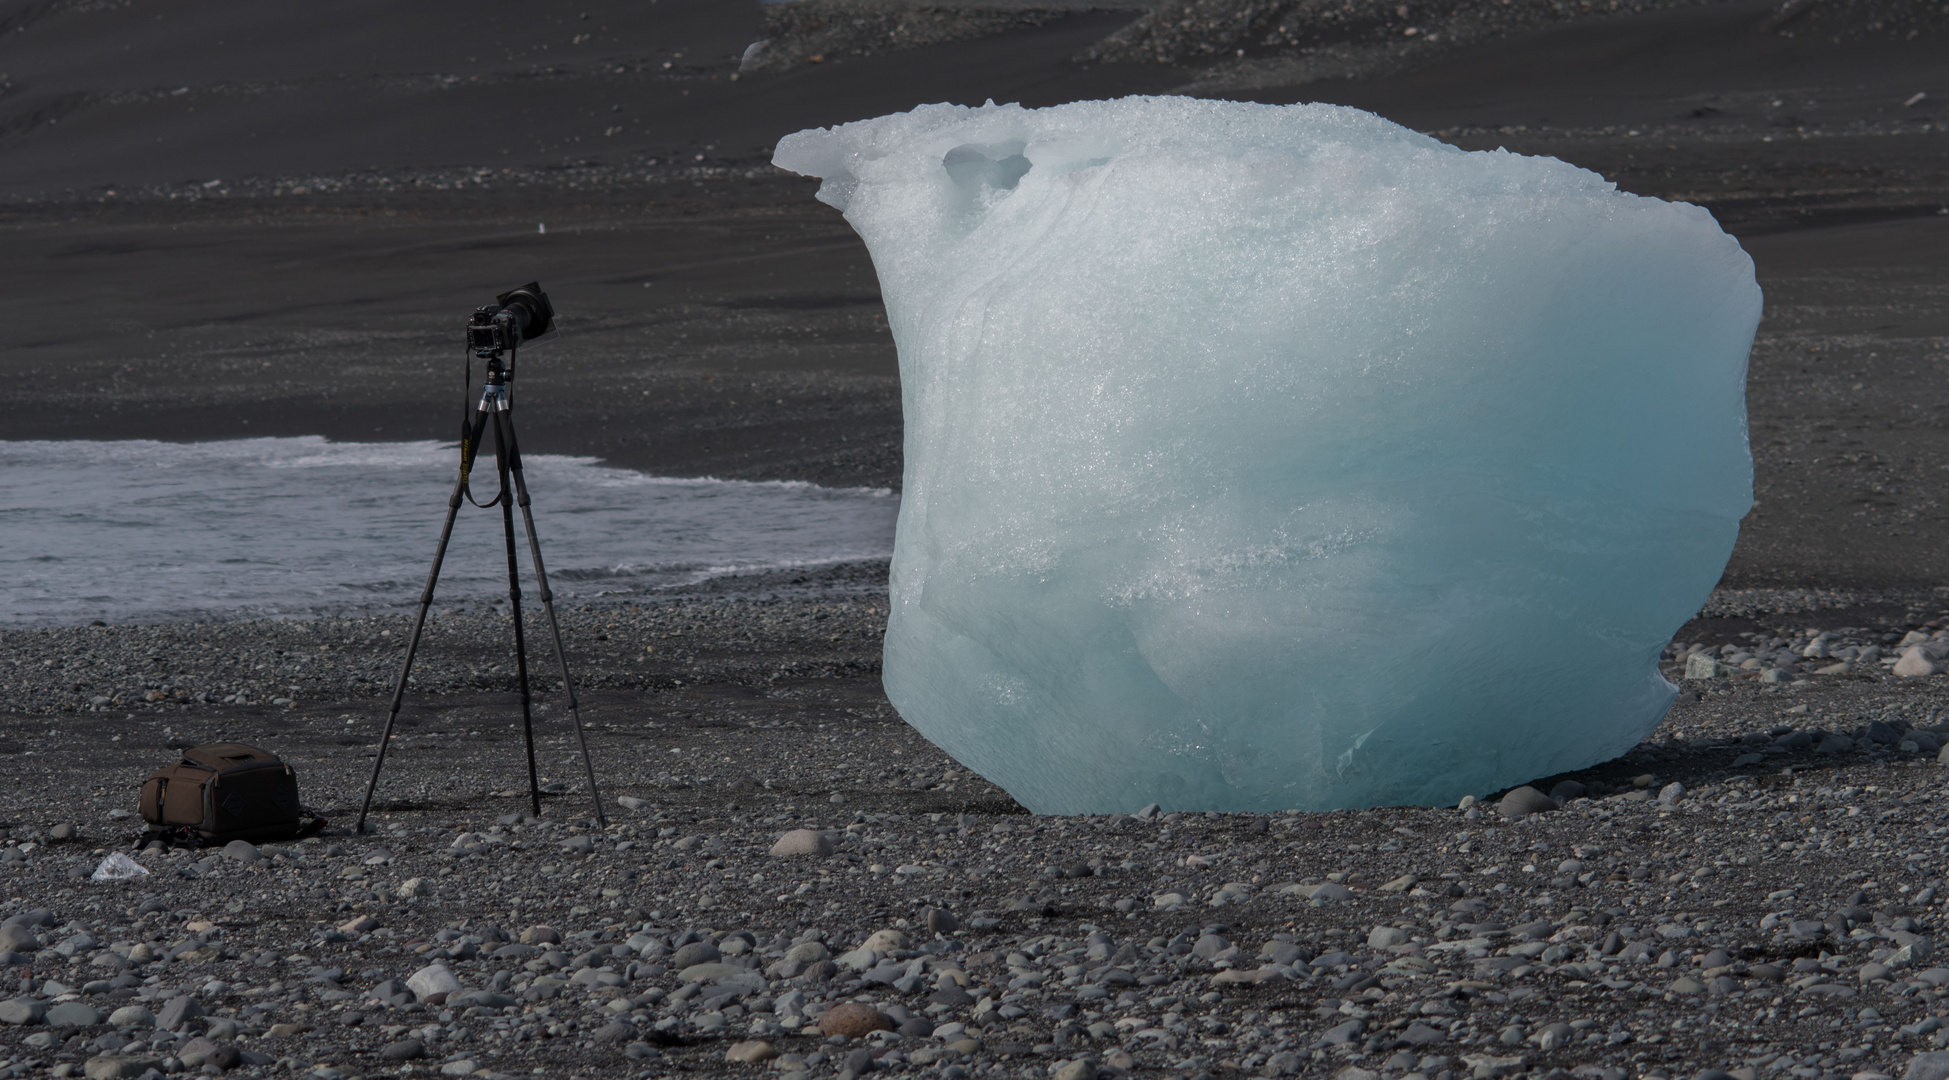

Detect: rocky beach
2,0,1947,1078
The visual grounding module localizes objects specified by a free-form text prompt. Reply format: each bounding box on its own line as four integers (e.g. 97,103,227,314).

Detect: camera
466,282,556,356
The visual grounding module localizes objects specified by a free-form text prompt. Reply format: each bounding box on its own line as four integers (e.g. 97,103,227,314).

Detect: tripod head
466,282,556,360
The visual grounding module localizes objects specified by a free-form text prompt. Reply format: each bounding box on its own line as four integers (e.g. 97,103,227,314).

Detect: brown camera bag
138,743,312,846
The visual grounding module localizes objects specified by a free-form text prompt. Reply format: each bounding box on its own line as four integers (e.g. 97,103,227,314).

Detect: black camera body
467,282,555,357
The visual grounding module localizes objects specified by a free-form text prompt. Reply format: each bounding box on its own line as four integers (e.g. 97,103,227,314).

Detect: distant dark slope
1085,0,1946,91
745,0,1120,71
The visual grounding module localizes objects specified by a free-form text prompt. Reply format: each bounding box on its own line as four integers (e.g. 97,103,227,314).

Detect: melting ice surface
775,96,1760,814
0,438,897,627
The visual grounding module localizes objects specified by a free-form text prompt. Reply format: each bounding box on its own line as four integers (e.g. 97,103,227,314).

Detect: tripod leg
496,409,607,827
490,409,544,818
358,412,491,834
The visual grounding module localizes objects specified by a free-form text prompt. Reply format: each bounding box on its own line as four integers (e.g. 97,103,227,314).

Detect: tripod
356,341,606,832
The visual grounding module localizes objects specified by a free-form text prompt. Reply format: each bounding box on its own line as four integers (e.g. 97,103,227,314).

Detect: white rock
405,963,462,1001
107,1005,154,1028
394,877,431,899
1894,649,1938,677
768,829,834,857
862,929,909,952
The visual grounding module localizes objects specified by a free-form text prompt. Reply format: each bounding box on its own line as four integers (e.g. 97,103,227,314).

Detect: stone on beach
405,962,462,1001
819,1001,895,1037
769,828,835,857
1894,649,1938,677
1499,786,1558,819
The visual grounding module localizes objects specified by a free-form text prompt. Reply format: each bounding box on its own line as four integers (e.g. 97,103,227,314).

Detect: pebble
861,927,908,951
1051,1059,1098,1080
592,1020,638,1044
1907,1053,1949,1080
725,1039,779,1063
47,1001,102,1027
769,828,835,857
221,839,260,864
106,1004,154,1027
1894,649,1938,676
380,1038,425,1061
1366,925,1409,949
0,925,40,952
83,1058,159,1080
1498,785,1557,819
394,876,431,898
670,940,720,967
404,962,461,1001
819,1002,894,1037
155,995,203,1030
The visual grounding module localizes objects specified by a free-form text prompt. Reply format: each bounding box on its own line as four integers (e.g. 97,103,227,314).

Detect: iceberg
774,97,1759,813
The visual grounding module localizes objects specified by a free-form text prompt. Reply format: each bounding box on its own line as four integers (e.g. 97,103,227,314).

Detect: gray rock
83,1057,160,1080
1367,926,1409,949
1816,734,1855,755
1191,933,1229,959
381,1038,426,1061
174,1037,222,1068
48,1001,104,1027
1400,1021,1447,1045
49,823,77,841
1905,1051,1949,1080
1498,786,1558,819
107,1004,155,1028
155,995,203,1031
1658,781,1686,804
0,997,46,1024
615,796,649,810
1316,1018,1365,1046
560,835,595,854
923,907,960,934
221,840,260,864
593,1020,639,1044
671,941,721,968
1051,1058,1096,1080
1547,780,1585,801
0,925,40,952
449,991,517,1009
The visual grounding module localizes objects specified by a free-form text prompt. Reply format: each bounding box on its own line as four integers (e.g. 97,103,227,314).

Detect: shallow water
0,438,898,627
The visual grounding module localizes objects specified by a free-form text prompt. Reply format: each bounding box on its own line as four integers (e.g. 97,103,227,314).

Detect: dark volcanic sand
2,5,1948,1079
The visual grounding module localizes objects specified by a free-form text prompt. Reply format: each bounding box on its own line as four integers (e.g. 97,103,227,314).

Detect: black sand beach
1,2,1948,1078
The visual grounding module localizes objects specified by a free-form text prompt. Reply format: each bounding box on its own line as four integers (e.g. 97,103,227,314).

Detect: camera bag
138,743,320,847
